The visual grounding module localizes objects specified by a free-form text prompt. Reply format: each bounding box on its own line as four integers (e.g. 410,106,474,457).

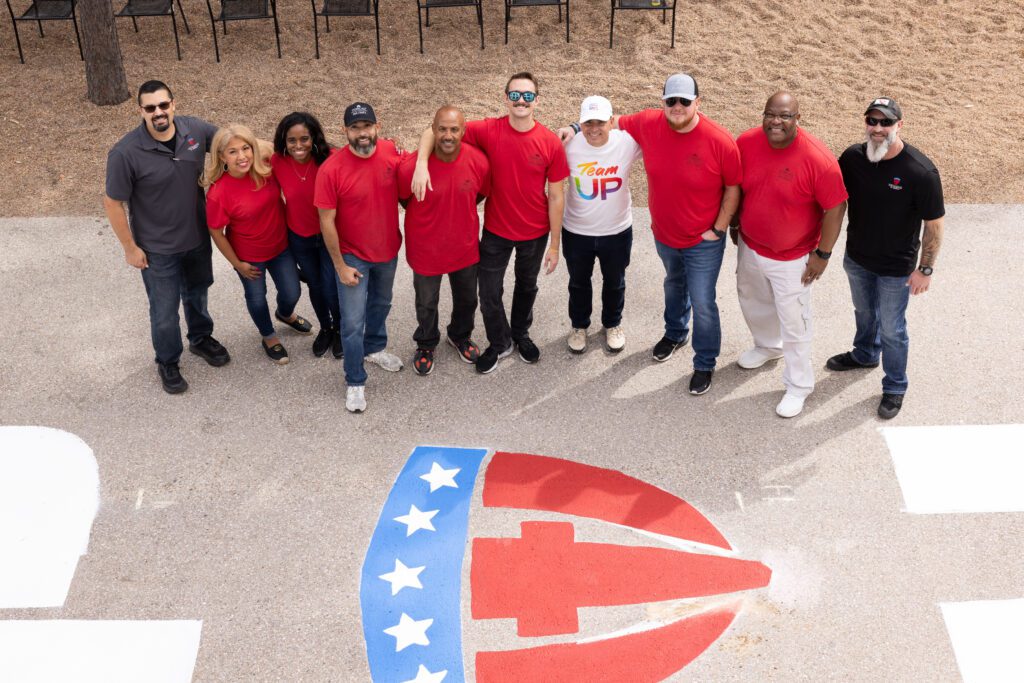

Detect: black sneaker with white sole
689,369,714,395
476,345,513,374
413,348,434,376
652,335,688,362
515,336,540,363
312,328,332,357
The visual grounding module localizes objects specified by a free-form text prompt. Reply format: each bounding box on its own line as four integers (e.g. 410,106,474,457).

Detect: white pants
736,240,814,397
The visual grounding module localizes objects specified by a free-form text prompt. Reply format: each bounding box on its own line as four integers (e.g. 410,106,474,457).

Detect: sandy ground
1,0,1023,216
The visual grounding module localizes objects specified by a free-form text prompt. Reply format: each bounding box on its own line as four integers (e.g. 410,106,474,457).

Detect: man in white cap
561,95,642,354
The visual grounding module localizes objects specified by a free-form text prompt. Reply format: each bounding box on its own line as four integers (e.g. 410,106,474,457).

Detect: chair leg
206,0,220,62
504,1,508,44
477,0,483,49
37,17,43,36
325,14,330,32
131,16,138,31
669,4,675,47
608,2,614,48
373,0,380,54
271,0,281,57
557,3,561,22
565,0,569,41
176,0,190,33
416,2,423,53
9,7,25,63
425,6,429,26
171,11,182,59
72,3,83,59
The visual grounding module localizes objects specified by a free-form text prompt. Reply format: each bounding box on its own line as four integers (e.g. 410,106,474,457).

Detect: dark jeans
562,226,633,329
235,249,302,338
288,231,339,331
844,254,911,394
478,229,548,351
413,264,478,349
336,254,398,386
140,237,215,366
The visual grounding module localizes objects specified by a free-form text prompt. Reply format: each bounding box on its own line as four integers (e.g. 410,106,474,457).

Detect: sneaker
775,393,806,418
604,326,626,353
738,347,784,369
413,348,434,376
262,340,289,365
652,335,687,362
475,345,514,374
568,328,587,354
346,385,367,413
312,328,332,357
688,369,714,395
189,336,231,367
331,328,344,359
366,350,403,372
826,351,879,371
157,362,188,394
878,393,904,419
515,337,541,363
447,336,480,363
275,311,313,335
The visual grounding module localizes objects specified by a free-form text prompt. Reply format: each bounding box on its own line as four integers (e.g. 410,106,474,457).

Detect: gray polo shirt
106,115,219,255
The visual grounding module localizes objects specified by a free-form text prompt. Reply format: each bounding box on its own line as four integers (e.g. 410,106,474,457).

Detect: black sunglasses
664,97,693,108
142,101,172,114
865,116,897,127
507,91,537,103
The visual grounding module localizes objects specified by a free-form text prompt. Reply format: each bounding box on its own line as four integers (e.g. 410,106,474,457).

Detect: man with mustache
315,102,406,413
104,80,232,395
828,97,945,419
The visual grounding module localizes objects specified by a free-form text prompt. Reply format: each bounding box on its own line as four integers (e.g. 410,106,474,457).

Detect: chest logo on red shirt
888,177,903,191
777,167,794,182
527,152,546,167
686,153,702,168
459,178,476,193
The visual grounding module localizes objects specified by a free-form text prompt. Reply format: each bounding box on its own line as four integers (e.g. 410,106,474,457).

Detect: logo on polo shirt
888,176,903,190
187,137,199,151
777,167,794,182
687,153,703,167
527,152,546,167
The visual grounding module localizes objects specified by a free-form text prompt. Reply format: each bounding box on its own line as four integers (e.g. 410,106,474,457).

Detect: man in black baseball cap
344,102,377,127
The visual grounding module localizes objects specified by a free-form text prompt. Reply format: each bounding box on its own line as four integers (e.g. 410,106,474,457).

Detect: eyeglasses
507,91,537,103
664,97,693,108
141,101,172,114
865,116,897,127
763,112,797,121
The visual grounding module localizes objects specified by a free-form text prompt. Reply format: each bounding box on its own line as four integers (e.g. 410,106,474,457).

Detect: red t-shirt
462,116,569,241
206,173,288,263
397,145,491,276
618,110,742,248
736,127,849,261
313,140,404,263
271,149,338,238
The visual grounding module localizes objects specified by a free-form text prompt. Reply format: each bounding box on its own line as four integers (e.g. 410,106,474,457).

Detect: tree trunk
77,0,130,105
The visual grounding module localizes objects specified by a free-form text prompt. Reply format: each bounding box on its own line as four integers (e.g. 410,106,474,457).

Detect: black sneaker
312,328,332,357
262,340,289,365
689,369,714,395
447,336,480,364
826,351,879,371
157,362,188,394
475,345,513,374
515,337,540,363
652,335,687,362
275,311,313,335
413,348,434,376
189,336,231,367
878,393,904,419
331,327,344,359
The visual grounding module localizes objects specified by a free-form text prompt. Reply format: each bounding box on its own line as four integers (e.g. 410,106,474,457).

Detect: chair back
35,0,73,17
322,0,372,15
222,0,269,17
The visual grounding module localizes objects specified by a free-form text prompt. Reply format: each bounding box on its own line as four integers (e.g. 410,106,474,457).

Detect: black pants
477,229,547,351
562,226,633,329
413,264,478,349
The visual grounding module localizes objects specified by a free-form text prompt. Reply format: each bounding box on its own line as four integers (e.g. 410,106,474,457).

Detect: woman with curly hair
203,124,312,365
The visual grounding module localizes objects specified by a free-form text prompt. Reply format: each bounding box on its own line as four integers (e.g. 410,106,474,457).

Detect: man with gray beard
827,97,945,419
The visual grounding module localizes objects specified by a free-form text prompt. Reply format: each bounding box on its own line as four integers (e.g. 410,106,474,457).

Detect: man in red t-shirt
733,92,848,418
413,71,570,374
560,73,741,396
398,106,491,376
314,102,405,413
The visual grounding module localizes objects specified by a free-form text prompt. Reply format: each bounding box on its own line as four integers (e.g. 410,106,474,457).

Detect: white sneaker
775,393,805,418
365,350,404,372
568,328,587,354
738,347,784,369
604,326,626,353
346,385,367,413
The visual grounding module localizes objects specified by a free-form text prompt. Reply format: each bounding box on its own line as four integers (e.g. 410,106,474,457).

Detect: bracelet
710,227,725,239
569,122,581,134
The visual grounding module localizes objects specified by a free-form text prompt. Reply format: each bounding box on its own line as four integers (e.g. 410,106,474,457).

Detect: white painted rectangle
883,425,1024,514
941,599,1024,682
0,620,202,683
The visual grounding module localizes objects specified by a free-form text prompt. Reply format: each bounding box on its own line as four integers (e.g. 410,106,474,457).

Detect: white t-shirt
563,129,642,236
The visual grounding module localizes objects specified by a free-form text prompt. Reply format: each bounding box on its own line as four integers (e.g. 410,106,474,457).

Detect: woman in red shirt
202,124,312,365
270,112,340,359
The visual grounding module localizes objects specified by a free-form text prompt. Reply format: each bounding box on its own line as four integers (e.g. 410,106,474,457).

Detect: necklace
290,156,312,182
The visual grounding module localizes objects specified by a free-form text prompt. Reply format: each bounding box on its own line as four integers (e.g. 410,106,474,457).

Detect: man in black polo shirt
827,97,945,419
104,80,231,394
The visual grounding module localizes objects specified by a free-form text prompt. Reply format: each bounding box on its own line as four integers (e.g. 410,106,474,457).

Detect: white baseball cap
579,95,613,123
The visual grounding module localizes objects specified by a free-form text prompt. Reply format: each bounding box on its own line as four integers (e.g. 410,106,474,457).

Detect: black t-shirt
839,141,945,276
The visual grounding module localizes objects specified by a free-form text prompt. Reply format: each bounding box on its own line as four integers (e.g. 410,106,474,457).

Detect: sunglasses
507,91,537,103
664,97,693,108
865,116,897,127
142,101,172,114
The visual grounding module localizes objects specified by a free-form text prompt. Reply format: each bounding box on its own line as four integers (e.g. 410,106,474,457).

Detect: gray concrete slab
1,205,1022,681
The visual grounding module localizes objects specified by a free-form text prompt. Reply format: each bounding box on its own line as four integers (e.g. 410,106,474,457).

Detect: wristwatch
710,227,726,239
814,248,832,260
918,265,933,276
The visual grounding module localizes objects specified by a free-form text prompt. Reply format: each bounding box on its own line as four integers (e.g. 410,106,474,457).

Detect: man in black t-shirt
826,97,945,419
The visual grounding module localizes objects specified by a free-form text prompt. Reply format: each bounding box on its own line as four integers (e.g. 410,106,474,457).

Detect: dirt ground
1,0,1022,216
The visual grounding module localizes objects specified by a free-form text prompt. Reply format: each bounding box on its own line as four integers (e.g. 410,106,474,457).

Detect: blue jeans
288,231,340,331
235,249,302,338
843,254,911,394
140,238,215,365
335,254,398,386
654,237,727,371
562,227,633,329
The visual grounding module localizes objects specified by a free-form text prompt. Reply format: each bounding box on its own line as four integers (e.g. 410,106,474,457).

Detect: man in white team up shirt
561,96,642,354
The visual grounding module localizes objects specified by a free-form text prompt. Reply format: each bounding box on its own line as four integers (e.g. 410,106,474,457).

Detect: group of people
104,72,944,419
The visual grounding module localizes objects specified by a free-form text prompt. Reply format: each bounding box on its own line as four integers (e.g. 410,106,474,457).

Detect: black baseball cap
344,102,377,127
864,97,902,121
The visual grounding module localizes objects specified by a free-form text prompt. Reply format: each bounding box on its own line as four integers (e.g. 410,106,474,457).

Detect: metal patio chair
5,0,82,64
205,0,281,62
609,0,676,48
116,0,191,61
312,0,380,57
504,0,568,45
416,0,483,54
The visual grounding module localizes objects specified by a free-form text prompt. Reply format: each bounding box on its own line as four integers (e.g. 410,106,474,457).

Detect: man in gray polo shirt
104,80,231,394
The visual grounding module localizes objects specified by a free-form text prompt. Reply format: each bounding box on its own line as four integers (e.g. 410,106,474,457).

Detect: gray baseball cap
662,73,699,101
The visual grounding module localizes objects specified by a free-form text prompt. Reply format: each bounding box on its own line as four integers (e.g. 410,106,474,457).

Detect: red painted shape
476,602,741,682
482,451,731,549
471,521,771,637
